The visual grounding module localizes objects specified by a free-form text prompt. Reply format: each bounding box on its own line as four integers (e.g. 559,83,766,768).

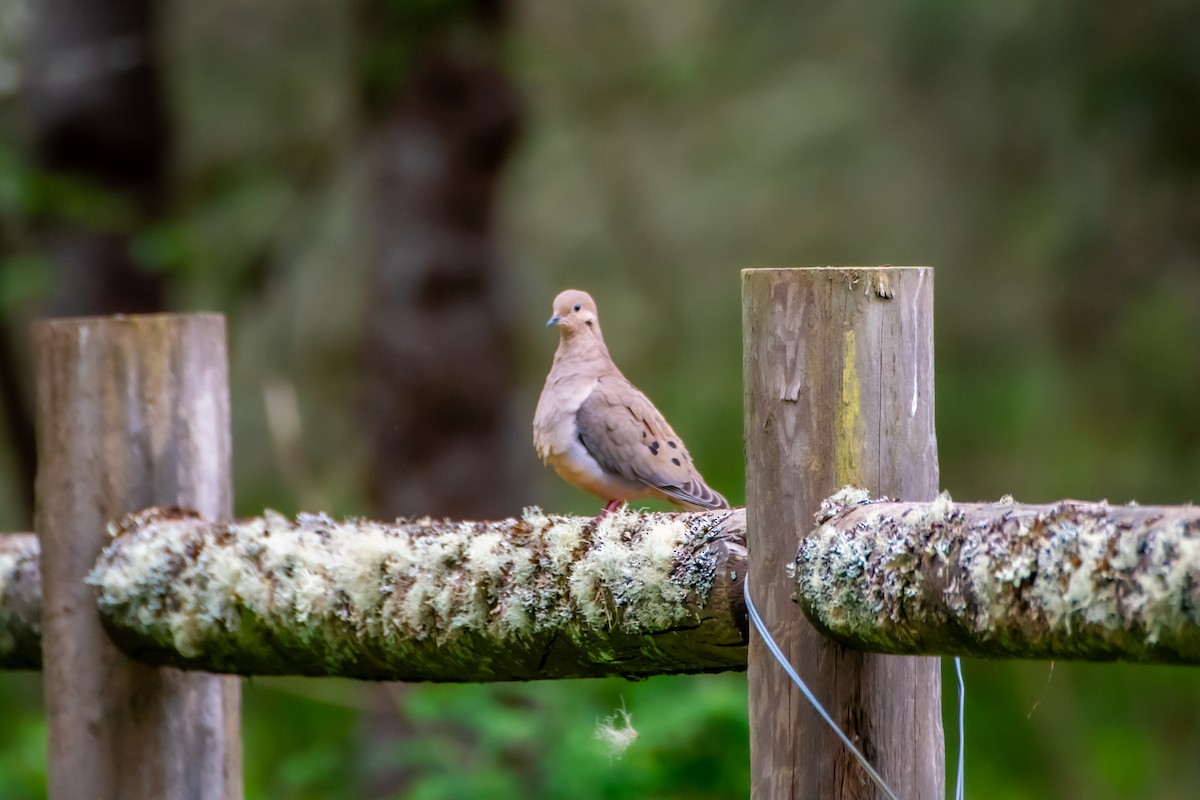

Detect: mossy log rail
0,534,40,669
800,489,1200,663
9,492,1200,673
82,506,748,681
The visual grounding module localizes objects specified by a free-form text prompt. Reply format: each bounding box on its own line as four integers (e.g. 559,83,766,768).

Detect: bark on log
799,490,1200,663
10,493,1200,672
88,506,748,681
0,534,40,670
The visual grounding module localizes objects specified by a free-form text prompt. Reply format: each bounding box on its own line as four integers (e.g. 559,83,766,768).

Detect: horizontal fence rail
82,506,748,681
800,489,1200,663
0,533,39,669
8,491,1200,673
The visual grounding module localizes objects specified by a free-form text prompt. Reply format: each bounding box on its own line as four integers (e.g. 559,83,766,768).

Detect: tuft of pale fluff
594,701,638,759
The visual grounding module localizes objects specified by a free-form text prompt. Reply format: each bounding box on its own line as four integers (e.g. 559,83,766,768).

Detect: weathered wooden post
34,314,242,799
743,267,943,798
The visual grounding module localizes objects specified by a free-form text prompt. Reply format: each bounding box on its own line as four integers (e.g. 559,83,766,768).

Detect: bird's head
546,289,602,340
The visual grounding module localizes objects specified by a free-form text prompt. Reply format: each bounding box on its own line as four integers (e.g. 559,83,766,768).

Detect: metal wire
954,656,966,800
743,576,900,800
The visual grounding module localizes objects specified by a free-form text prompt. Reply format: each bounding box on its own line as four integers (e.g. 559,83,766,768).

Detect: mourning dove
533,289,729,513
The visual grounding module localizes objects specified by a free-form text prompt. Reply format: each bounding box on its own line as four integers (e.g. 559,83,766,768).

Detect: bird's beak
545,314,561,329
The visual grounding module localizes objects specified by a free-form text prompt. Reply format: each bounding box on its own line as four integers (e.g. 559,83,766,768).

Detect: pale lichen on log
798,487,1200,663
87,506,748,681
0,534,41,669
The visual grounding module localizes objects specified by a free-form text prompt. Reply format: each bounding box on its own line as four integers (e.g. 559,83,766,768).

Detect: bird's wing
575,374,728,509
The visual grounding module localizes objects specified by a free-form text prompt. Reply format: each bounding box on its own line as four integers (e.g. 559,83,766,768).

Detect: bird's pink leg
594,499,623,522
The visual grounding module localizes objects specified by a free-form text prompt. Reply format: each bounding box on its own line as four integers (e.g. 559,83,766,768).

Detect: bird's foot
593,499,624,523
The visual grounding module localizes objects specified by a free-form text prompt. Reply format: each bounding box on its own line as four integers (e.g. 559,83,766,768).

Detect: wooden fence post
743,267,943,798
34,314,242,800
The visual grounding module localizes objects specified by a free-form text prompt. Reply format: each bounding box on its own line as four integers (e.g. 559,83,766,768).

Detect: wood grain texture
34,314,241,800
744,268,944,799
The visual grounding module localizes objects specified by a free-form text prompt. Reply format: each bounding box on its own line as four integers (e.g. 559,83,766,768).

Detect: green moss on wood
798,489,1200,663
88,506,747,681
0,534,41,670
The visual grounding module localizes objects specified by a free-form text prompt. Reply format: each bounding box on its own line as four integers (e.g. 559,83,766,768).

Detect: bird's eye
573,303,581,312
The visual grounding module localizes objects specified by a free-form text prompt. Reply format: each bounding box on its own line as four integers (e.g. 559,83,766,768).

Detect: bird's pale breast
533,373,596,460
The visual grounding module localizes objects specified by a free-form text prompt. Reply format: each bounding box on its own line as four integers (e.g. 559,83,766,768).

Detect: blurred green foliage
238,674,750,800
2,0,1200,797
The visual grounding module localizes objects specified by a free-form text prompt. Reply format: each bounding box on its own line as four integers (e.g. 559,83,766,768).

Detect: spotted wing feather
575,374,728,510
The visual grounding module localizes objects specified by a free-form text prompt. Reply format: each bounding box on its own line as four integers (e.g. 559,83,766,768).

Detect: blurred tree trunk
25,0,169,312
357,0,523,521
1,0,170,523
352,2,523,795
